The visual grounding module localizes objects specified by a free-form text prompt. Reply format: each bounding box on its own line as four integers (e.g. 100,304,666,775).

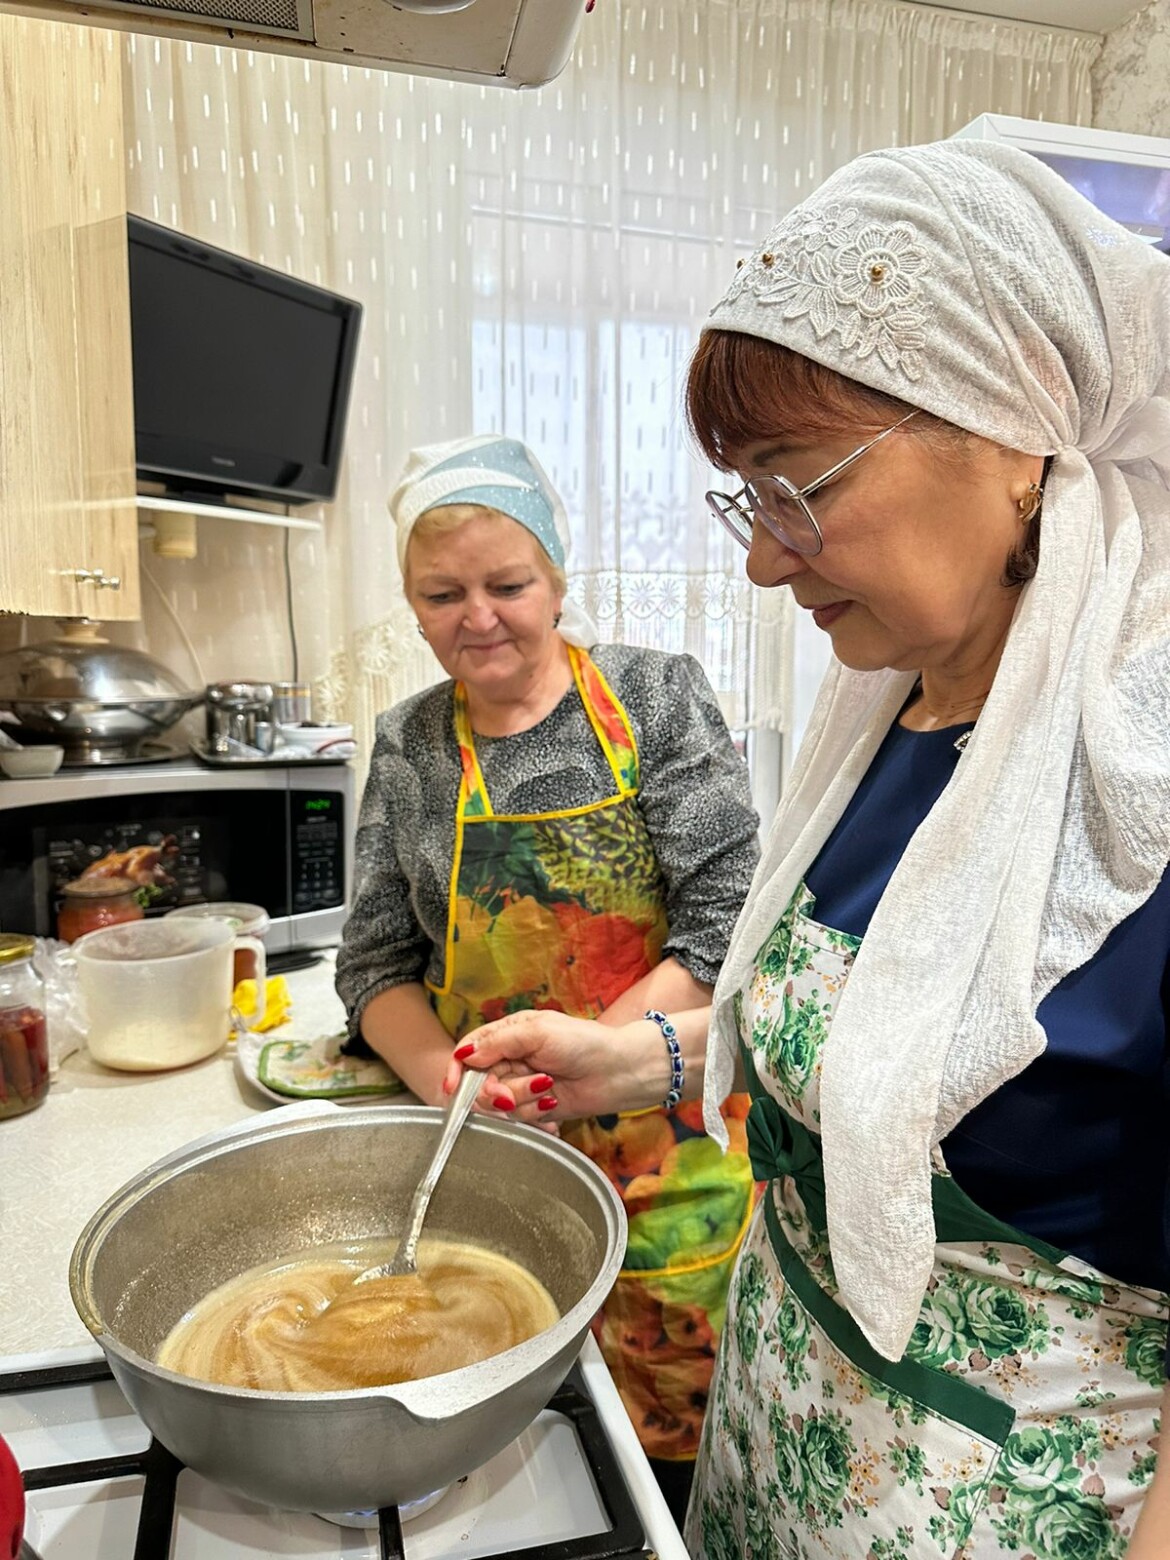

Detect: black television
127,215,363,507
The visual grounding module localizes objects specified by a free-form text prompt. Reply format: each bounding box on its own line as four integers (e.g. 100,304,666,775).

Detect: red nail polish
530,1074,554,1094
453,1043,475,1060
537,1095,558,1112
491,1096,516,1112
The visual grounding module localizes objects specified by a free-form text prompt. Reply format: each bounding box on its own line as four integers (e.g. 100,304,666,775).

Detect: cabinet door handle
63,567,121,590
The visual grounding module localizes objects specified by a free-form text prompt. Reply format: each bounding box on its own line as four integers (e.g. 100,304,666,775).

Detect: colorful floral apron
687,882,1167,1558
427,644,755,1461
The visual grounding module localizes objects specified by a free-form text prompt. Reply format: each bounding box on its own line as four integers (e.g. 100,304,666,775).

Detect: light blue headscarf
391,435,567,570
390,434,598,647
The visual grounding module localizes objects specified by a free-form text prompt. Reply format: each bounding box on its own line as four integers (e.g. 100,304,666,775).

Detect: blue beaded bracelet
644,1008,684,1110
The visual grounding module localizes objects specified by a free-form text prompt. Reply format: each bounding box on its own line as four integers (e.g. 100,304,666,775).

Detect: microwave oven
0,758,354,950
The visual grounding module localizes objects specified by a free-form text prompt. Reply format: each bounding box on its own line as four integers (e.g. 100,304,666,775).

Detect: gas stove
2,1340,688,1560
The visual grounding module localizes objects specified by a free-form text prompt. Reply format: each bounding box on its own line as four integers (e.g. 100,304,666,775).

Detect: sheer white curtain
122,1,1099,768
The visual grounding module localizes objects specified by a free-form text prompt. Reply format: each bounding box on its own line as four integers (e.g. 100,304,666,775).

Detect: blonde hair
403,504,568,594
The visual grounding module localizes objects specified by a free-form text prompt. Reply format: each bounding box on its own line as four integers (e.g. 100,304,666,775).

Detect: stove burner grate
4,1359,650,1560
22,1434,181,1560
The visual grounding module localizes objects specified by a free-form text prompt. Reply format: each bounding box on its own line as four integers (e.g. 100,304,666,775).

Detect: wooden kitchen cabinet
0,15,140,620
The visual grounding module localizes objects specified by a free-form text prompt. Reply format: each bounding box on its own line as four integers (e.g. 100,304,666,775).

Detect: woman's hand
442,1010,649,1125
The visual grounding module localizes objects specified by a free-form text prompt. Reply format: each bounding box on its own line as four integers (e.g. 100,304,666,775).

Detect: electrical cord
283,519,300,683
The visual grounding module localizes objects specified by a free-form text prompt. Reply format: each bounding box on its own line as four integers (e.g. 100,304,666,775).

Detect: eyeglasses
706,410,920,556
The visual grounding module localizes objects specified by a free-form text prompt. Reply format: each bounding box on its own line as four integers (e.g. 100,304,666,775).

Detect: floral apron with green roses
687,881,1167,1560
428,644,756,1462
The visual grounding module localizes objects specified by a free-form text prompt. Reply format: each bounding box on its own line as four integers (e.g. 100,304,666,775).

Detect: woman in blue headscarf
335,434,760,1514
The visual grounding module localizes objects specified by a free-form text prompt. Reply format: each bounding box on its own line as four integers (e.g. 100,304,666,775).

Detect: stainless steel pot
70,1103,626,1512
0,625,202,763
204,681,276,754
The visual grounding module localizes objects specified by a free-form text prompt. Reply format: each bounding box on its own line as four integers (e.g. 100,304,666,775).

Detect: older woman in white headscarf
450,145,1170,1557
334,434,760,1512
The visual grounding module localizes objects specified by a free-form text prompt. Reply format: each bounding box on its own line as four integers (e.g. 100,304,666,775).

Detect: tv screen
127,215,362,506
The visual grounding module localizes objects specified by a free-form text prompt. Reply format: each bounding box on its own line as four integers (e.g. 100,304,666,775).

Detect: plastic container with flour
73,919,268,1071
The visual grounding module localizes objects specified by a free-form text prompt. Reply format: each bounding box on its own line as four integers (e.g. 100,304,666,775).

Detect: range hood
0,0,585,86
954,115,1170,251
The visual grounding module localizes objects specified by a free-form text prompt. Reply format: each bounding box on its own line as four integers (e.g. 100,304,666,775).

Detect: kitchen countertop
0,951,348,1357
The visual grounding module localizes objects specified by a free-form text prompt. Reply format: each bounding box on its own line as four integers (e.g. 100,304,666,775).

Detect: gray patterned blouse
335,643,760,1035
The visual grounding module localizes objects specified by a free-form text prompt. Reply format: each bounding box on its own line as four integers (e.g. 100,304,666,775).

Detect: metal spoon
352,1066,482,1285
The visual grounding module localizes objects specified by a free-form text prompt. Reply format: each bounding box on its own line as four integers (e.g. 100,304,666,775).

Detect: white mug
74,918,268,1072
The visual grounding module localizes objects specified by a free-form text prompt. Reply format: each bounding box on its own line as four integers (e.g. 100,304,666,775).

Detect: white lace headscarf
701,140,1170,1362
390,434,598,648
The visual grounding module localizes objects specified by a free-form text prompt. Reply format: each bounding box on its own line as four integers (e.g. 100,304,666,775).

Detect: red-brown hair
685,330,921,470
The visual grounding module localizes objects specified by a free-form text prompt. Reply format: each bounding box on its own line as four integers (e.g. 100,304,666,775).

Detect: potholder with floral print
257,1032,404,1098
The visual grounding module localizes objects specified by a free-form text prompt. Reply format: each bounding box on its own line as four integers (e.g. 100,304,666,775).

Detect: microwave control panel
290,791,345,913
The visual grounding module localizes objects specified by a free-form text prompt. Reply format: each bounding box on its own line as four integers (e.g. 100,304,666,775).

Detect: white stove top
2,1340,689,1560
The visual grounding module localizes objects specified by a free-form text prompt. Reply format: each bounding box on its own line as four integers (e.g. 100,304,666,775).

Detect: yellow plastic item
232,975,292,1032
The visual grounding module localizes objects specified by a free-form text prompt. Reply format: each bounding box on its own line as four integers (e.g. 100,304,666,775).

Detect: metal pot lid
0,624,196,703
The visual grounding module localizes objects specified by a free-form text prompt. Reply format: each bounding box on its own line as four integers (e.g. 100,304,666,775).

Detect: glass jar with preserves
0,935,49,1120
56,877,145,945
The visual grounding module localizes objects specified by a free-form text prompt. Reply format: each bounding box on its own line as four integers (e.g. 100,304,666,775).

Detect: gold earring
1018,482,1044,525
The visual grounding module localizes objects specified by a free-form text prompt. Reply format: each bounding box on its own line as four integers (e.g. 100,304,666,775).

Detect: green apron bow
738,1037,1066,1261
746,1091,828,1234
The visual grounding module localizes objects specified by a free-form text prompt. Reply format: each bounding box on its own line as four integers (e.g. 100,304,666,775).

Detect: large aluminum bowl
70,1102,626,1511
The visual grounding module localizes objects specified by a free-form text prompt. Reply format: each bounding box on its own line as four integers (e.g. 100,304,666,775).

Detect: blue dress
804,715,1170,1321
